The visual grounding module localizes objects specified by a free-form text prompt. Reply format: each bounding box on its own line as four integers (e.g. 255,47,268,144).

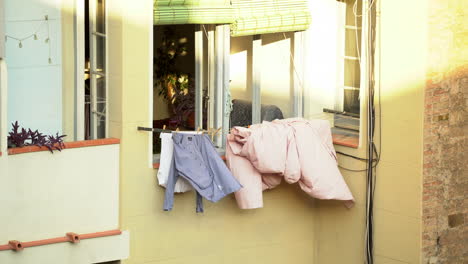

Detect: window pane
345,28,361,58
344,59,361,88
96,0,106,34
260,33,292,120
96,36,106,73
96,77,106,138
230,35,255,127
344,89,360,114
344,0,362,27
153,25,196,154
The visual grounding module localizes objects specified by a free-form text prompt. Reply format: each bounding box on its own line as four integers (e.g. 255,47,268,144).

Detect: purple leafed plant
7,121,67,153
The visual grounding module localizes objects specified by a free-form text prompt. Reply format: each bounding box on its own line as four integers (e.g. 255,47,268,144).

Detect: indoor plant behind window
154,27,195,128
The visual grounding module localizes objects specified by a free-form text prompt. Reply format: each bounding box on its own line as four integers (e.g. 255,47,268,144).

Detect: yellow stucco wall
108,1,317,264
314,0,426,263
108,0,427,263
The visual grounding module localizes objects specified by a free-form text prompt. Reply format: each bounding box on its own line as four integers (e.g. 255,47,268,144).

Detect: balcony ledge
7,138,120,155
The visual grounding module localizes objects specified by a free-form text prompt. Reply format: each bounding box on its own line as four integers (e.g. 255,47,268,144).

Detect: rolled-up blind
154,0,235,25
231,0,311,37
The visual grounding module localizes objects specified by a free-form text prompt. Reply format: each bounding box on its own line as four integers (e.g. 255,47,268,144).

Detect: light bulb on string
45,38,49,43
34,34,38,40
19,41,23,48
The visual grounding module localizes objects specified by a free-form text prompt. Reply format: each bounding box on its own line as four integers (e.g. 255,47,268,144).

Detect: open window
229,0,311,127
152,24,230,159
303,0,366,147
333,0,362,135
82,0,108,140
229,32,305,126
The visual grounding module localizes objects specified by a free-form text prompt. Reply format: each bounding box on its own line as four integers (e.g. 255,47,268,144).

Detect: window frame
194,24,231,148
152,24,230,164
75,0,109,141
336,0,365,115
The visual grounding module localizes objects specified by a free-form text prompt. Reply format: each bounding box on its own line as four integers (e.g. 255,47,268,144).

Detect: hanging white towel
157,132,200,193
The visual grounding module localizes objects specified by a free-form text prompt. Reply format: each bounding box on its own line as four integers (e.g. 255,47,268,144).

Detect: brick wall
423,1,467,263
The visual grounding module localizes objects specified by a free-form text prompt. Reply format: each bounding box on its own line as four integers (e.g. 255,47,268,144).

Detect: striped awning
231,0,312,37
154,0,235,25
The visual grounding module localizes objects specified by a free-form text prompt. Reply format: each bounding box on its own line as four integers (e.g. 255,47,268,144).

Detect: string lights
4,15,52,64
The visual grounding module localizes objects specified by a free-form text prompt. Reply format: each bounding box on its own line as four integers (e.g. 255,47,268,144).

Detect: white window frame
194,24,230,147
74,0,108,141
153,24,230,163
336,0,367,114
250,32,307,123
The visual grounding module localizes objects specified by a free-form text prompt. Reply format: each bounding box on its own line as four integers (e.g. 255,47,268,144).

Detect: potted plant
7,121,66,153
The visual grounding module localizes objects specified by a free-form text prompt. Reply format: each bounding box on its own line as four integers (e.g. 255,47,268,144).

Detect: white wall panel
0,0,5,59
7,66,62,135
0,144,120,242
4,0,63,134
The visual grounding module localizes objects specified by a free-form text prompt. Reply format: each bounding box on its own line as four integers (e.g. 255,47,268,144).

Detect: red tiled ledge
332,134,359,148
8,138,120,155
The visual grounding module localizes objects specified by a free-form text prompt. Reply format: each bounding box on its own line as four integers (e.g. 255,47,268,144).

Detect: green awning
231,0,311,37
154,0,235,25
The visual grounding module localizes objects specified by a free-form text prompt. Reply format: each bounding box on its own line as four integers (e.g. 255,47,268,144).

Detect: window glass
344,59,361,88
260,33,294,121
85,0,107,140
153,25,197,154
96,0,106,34
229,35,255,127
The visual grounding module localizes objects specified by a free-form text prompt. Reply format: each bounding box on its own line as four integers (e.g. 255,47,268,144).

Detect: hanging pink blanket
226,118,354,209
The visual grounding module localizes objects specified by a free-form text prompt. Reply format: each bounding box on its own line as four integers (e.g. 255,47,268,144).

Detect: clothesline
138,112,359,137
137,126,223,141
154,118,355,213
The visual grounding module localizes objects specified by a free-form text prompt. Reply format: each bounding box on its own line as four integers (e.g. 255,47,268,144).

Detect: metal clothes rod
137,126,173,133
0,229,122,252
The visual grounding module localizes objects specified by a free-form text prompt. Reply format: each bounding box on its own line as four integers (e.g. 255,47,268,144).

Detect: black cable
336,151,378,162
365,1,378,263
337,1,380,262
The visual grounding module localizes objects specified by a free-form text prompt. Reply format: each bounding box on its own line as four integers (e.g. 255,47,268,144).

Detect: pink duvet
226,118,354,209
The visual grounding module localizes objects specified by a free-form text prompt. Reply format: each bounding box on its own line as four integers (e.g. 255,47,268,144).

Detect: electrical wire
336,1,380,263
5,16,52,64
5,20,47,42
364,1,378,263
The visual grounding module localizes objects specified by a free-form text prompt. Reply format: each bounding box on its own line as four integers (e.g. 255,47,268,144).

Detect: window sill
7,138,120,155
332,130,359,148
151,132,359,168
